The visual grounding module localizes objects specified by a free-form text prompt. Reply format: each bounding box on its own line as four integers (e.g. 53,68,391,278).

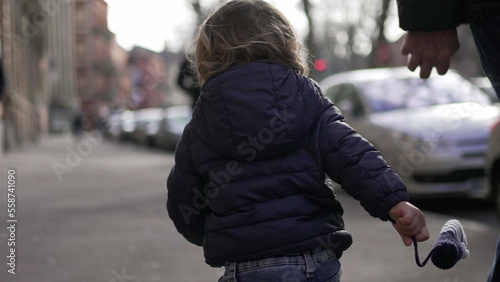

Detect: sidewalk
0,133,221,282
0,132,498,282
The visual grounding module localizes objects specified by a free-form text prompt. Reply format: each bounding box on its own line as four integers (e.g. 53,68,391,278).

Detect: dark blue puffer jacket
167,62,409,267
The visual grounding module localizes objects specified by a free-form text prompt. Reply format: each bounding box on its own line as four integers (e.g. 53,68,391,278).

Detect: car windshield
357,76,492,112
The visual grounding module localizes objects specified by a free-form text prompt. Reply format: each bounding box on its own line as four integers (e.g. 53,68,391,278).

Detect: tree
189,0,205,26
187,0,227,26
308,0,398,76
301,0,316,60
301,0,322,79
369,0,392,67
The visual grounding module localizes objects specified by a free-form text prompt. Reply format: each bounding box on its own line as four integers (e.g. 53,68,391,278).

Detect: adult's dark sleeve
463,0,500,17
397,0,465,31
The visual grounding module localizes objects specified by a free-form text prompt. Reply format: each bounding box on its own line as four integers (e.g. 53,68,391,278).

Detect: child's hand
389,201,430,246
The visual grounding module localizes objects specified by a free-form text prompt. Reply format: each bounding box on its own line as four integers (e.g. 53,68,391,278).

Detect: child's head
192,0,309,85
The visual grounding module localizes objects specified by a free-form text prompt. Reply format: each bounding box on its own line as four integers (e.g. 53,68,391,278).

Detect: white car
472,76,497,103
119,110,137,141
131,107,165,145
319,67,500,199
151,105,192,151
105,110,126,140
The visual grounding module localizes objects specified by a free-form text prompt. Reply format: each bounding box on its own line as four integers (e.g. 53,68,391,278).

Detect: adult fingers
401,32,415,56
401,39,412,56
436,57,451,75
407,54,420,72
419,59,434,79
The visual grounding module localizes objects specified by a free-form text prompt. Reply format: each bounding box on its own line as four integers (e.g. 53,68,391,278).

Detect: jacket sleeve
318,102,409,221
463,0,500,18
397,0,465,31
167,124,208,246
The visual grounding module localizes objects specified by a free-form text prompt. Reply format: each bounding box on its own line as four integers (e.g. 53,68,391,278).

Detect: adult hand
389,201,430,246
401,29,460,79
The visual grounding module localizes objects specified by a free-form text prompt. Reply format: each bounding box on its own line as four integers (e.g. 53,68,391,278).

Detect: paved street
0,133,498,282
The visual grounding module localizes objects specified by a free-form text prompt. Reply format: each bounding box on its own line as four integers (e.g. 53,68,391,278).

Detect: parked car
319,67,500,199
118,110,137,141
472,76,497,103
105,109,126,140
152,105,192,151
487,117,500,216
131,107,164,145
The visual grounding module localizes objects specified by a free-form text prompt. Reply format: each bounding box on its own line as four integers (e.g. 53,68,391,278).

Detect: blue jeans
218,247,341,282
469,11,500,100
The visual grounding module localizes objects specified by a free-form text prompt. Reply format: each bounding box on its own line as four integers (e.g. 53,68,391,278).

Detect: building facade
128,46,169,110
109,35,132,111
73,0,114,129
1,0,47,152
0,0,79,153
47,0,79,133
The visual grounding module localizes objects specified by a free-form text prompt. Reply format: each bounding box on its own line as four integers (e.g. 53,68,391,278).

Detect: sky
104,0,403,54
104,0,307,53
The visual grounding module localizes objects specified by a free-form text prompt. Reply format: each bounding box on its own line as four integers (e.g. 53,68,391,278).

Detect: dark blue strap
389,218,436,267
412,236,438,267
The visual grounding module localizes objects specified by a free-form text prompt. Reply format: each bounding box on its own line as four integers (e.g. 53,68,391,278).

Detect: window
76,35,87,57
326,84,365,117
75,2,87,26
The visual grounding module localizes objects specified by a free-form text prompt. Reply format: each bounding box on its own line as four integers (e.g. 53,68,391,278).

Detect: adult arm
397,0,464,31
397,0,463,78
402,29,460,78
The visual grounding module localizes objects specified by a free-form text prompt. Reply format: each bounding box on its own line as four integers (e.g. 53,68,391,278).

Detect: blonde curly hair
191,0,309,85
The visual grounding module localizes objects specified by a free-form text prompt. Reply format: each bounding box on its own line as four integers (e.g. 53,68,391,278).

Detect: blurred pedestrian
397,1,500,281
397,0,500,99
72,112,84,141
166,1,429,281
177,55,201,109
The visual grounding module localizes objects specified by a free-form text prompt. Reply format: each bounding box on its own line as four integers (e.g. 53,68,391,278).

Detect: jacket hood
192,62,325,161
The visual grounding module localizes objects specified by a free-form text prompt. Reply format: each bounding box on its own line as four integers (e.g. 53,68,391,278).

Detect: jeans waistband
225,246,337,273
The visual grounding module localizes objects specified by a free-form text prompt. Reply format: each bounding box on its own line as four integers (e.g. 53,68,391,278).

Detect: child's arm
167,126,208,246
317,98,429,244
389,201,429,246
318,103,408,221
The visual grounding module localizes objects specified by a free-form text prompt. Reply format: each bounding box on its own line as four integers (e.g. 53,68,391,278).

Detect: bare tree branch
301,0,316,60
374,0,391,44
369,0,392,67
189,0,204,25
